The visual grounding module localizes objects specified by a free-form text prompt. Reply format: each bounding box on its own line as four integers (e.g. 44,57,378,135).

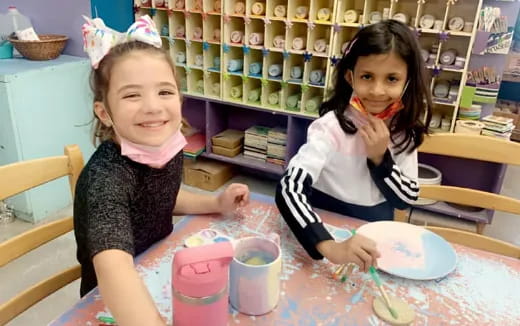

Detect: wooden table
50,193,520,325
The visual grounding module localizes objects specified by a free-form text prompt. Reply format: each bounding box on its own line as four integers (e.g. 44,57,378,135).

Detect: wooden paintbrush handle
378,285,393,309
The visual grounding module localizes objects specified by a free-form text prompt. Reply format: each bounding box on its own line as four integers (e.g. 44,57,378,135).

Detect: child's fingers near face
367,114,387,134
366,113,380,128
376,120,390,137
360,126,375,144
365,124,379,139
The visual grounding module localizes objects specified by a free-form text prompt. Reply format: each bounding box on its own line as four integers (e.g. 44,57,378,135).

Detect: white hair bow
81,15,162,68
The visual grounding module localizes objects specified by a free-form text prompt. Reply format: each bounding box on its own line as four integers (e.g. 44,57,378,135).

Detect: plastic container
6,6,33,33
416,163,442,205
1,6,36,57
0,41,13,59
172,241,234,326
0,10,14,46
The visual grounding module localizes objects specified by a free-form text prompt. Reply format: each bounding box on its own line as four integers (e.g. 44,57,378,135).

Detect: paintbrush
98,316,117,325
333,264,346,280
369,266,399,319
333,229,357,280
340,263,355,283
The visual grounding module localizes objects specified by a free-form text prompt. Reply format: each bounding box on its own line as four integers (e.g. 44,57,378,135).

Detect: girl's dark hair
90,41,182,146
320,20,432,153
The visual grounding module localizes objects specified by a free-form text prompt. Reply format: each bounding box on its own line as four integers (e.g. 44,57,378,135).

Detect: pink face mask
348,70,409,121
349,95,405,120
118,129,187,168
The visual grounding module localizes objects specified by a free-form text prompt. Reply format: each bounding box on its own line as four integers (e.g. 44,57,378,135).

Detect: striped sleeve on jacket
367,149,419,209
275,120,335,259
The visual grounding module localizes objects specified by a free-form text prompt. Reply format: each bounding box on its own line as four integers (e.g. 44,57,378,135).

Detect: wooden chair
395,134,520,258
416,133,520,234
0,145,84,325
425,226,519,259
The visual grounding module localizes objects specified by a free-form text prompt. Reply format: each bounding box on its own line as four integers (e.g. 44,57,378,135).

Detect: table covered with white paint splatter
50,193,520,326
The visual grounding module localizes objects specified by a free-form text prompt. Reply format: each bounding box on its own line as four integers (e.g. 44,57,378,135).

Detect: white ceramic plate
357,221,457,280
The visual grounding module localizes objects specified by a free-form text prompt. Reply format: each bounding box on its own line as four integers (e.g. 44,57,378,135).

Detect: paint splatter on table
50,193,520,326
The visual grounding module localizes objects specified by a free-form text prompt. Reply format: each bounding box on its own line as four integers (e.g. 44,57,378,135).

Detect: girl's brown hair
90,41,183,146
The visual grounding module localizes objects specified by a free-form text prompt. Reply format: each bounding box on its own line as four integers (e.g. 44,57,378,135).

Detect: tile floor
1,167,518,326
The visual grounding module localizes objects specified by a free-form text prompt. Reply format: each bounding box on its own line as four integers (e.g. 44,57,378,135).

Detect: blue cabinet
91,0,134,31
0,56,96,222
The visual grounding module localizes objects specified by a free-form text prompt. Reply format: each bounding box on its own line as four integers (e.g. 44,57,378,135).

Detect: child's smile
101,51,182,147
137,120,169,130
346,52,408,114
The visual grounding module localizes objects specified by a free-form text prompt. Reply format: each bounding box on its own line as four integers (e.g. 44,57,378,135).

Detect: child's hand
317,234,380,272
217,183,250,214
359,114,390,166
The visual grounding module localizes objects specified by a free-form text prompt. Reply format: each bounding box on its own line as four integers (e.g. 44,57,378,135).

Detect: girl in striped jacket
275,20,432,270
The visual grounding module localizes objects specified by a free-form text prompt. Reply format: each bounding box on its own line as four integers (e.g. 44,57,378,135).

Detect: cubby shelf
136,0,485,126
135,0,513,227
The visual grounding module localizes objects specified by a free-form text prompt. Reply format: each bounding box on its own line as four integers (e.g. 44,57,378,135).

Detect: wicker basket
9,34,68,61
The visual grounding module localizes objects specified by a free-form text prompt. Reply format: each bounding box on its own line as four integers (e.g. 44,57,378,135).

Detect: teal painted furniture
91,0,134,32
0,55,95,222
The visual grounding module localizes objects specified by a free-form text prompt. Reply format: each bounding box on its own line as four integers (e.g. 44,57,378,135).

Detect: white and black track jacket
275,108,419,259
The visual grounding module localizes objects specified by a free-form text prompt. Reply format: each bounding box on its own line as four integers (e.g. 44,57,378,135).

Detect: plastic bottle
0,10,14,42
172,242,234,326
0,9,14,58
6,6,33,32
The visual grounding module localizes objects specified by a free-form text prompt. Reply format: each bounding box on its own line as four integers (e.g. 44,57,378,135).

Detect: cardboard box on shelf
212,144,241,157
211,129,244,149
183,158,234,191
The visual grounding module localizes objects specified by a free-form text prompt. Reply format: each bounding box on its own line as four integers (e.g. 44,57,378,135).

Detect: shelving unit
133,0,516,227
461,0,520,119
132,0,494,166
136,0,491,126
181,96,312,176
136,0,485,125
134,0,346,117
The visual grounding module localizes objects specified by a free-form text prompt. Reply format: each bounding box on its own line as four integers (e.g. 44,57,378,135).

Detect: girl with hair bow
74,15,249,326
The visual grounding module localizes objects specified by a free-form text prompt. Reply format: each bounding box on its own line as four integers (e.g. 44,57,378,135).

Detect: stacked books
244,126,288,165
480,115,514,140
267,128,287,166
184,133,206,158
244,126,269,161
